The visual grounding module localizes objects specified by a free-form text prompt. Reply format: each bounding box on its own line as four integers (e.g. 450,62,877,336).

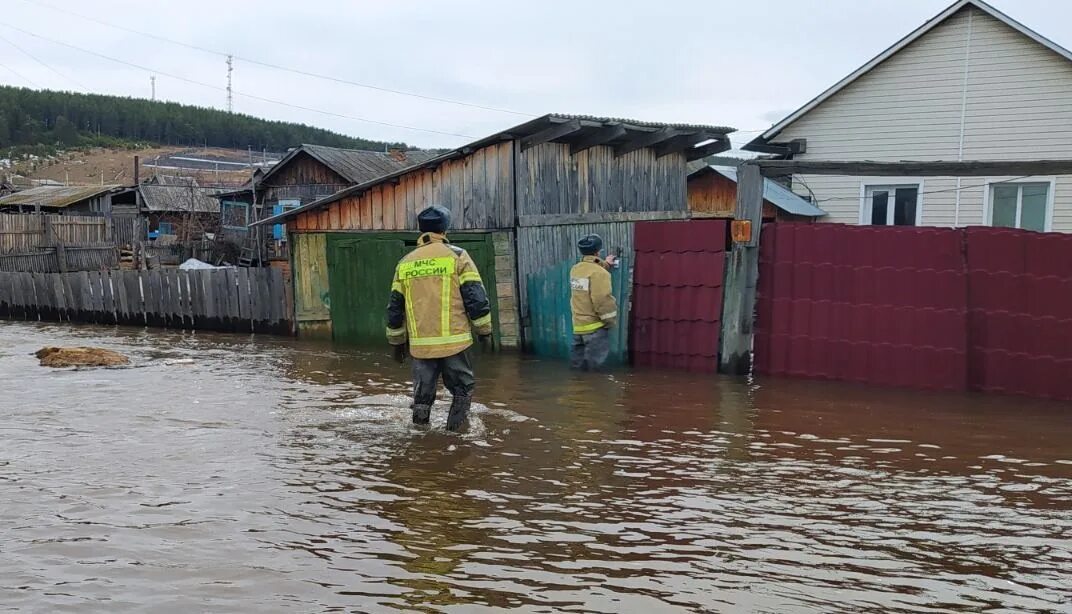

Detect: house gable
749,0,1072,161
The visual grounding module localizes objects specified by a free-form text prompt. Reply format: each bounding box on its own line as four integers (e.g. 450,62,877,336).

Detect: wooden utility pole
719,162,764,375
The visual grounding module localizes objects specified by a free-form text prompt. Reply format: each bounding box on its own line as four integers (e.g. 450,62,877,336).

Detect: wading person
569,234,618,371
386,205,494,431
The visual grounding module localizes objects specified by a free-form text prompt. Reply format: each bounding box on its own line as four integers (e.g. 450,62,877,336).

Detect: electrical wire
0,22,477,140
0,30,87,90
16,0,535,118
804,175,1038,203
0,59,40,88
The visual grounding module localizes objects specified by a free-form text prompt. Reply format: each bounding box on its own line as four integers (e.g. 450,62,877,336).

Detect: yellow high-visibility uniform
386,232,493,359
570,255,617,335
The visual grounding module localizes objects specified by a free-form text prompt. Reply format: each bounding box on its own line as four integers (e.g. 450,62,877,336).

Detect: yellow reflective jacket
570,256,617,335
386,233,493,359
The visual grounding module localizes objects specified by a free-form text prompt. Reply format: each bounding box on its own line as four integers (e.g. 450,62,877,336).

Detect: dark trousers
411,351,475,406
570,327,611,370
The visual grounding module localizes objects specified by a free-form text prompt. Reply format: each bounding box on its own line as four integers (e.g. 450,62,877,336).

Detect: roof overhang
253,113,735,227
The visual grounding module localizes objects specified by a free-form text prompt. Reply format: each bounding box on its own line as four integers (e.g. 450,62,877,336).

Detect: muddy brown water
1,321,1070,613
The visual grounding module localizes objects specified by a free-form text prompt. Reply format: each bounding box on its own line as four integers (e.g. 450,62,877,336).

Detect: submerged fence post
719,163,764,375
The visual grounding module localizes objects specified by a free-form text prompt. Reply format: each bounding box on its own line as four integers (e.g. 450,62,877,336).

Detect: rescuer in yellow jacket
386,205,493,431
570,234,618,370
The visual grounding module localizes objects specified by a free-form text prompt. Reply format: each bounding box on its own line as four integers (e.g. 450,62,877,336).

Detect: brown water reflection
1,321,1070,613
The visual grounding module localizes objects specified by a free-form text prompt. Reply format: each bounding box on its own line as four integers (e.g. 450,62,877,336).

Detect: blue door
274,199,300,240
526,259,631,364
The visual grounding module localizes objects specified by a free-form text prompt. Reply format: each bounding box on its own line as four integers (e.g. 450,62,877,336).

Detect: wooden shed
255,114,734,353
0,184,133,216
687,164,827,221
215,145,436,262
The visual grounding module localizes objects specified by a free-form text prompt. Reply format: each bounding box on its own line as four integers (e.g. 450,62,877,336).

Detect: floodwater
2,322,1071,613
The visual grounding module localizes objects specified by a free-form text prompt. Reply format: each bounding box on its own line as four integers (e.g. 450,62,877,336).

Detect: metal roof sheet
631,220,728,373
0,184,124,208
262,145,437,186
693,165,827,218
139,177,221,213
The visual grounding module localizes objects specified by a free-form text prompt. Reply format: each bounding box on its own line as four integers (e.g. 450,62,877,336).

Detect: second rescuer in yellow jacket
570,233,617,370
386,205,493,431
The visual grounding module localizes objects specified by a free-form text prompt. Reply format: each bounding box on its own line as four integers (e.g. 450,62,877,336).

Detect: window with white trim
863,184,920,226
989,182,1049,232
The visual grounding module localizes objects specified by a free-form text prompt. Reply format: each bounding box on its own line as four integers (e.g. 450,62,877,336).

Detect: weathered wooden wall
688,171,738,217
262,152,351,204
112,216,145,247
515,144,687,218
291,233,332,338
0,267,291,334
687,171,783,220
289,142,515,233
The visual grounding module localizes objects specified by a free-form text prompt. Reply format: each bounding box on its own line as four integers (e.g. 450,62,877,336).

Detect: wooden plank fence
0,245,118,273
0,214,111,252
0,267,292,334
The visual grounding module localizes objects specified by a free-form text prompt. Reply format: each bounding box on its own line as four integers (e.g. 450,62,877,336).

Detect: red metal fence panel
631,220,726,372
966,228,1072,400
755,223,969,392
755,223,1072,401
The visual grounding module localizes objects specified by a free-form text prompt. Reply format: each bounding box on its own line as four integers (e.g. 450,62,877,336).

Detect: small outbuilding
0,184,133,215
687,164,826,221
255,113,734,356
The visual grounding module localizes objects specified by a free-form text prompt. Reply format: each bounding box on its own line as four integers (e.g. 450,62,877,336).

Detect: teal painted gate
526,259,632,363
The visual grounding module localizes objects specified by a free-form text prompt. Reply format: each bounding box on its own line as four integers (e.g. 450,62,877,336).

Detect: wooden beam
614,127,682,157
518,210,690,228
719,162,764,376
685,138,731,161
734,163,764,247
570,124,627,155
757,159,1072,177
654,133,712,158
519,119,583,152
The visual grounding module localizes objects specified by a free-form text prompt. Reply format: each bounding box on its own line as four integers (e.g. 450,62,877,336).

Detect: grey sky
1,0,1069,150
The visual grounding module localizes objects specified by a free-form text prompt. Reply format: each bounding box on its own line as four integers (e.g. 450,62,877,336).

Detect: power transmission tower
150,75,156,101
226,55,233,112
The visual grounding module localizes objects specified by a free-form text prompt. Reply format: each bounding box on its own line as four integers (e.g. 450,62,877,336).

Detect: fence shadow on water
0,267,292,334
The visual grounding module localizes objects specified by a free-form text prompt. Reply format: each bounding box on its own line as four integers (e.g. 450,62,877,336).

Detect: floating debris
35,346,129,368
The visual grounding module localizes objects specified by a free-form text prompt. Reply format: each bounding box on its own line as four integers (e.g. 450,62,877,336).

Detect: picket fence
0,267,292,334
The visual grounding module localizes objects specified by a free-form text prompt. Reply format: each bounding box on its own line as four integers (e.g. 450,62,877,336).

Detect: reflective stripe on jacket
570,256,617,335
385,232,493,359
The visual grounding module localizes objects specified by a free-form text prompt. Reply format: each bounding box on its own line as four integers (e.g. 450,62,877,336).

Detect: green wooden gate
327,232,499,345
526,258,631,363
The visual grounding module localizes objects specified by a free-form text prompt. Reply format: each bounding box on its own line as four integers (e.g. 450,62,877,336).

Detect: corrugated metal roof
550,114,734,134
693,165,827,217
0,184,124,208
139,177,220,213
261,145,437,186
254,113,736,227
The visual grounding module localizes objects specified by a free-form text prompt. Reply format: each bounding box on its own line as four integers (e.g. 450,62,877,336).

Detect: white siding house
746,0,1072,232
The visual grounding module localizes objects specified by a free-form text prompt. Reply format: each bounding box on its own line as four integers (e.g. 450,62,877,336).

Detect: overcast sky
1,0,1069,150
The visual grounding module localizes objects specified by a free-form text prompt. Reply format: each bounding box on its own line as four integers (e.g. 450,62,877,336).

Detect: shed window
989,182,1050,232
863,184,920,226
221,201,250,230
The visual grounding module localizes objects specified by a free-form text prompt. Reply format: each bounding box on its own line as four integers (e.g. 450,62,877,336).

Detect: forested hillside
0,86,403,152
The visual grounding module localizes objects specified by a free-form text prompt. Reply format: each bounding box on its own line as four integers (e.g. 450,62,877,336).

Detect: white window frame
981,176,1055,232
858,178,925,226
